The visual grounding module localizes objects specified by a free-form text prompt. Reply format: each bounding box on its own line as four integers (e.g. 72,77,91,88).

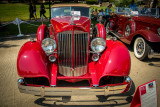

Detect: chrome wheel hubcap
136,39,144,55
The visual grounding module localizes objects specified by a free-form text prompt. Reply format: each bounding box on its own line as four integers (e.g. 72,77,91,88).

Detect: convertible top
51,4,90,8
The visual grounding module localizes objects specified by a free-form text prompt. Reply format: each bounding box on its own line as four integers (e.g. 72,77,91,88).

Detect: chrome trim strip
110,31,123,38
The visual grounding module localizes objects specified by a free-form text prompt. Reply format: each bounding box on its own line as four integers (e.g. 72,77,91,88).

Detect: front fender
95,23,106,39
131,30,160,42
95,40,131,81
17,41,50,80
37,24,49,42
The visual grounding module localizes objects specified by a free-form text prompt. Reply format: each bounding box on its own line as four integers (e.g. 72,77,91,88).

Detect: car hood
50,16,90,33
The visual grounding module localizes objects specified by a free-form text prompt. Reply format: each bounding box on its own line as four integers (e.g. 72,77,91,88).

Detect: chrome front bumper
18,83,129,97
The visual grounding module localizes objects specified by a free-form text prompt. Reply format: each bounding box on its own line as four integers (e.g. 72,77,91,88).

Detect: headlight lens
41,38,56,55
157,28,160,36
91,38,106,53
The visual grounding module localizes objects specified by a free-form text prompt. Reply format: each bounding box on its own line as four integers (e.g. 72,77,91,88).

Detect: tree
152,0,158,8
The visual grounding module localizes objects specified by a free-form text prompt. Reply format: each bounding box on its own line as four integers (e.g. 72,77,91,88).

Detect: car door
117,15,129,35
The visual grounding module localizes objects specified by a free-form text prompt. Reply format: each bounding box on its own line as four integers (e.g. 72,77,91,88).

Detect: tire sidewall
133,37,150,60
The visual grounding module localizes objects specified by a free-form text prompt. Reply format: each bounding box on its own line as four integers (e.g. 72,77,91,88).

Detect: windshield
115,7,159,18
51,6,90,18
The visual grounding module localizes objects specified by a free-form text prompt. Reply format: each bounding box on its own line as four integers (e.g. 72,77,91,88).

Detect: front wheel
133,37,151,61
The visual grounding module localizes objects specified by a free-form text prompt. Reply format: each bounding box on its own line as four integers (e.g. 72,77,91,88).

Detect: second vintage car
17,4,131,99
105,7,160,60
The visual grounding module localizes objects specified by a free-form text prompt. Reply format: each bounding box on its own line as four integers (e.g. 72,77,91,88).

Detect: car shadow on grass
34,81,135,106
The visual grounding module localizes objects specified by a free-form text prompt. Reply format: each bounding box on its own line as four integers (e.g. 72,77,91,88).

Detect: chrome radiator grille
57,31,88,76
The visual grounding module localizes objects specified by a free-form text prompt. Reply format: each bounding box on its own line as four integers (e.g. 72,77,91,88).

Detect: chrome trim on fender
18,83,129,96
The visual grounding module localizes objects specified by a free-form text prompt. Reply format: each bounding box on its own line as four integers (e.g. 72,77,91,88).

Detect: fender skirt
17,41,50,81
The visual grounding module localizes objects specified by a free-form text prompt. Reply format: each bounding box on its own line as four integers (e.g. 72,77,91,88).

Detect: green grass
90,6,106,11
0,3,50,36
0,3,49,22
0,3,105,22
0,22,49,36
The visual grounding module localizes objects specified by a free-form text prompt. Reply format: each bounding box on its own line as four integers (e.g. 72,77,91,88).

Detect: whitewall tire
133,37,151,60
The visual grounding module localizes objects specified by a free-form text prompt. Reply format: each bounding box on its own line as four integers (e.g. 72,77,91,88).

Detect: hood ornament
71,16,75,25
70,11,81,25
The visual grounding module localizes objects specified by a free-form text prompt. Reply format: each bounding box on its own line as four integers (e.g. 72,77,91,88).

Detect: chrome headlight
41,38,56,55
91,38,106,53
157,28,160,36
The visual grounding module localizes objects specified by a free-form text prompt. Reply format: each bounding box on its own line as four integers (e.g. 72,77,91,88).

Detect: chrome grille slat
58,31,88,77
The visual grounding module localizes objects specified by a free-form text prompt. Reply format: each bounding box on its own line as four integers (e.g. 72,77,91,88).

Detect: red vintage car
105,7,160,60
17,4,131,98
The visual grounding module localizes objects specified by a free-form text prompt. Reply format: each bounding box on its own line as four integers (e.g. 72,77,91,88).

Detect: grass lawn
90,5,106,11
0,3,104,36
0,3,49,22
0,21,49,36
0,3,104,22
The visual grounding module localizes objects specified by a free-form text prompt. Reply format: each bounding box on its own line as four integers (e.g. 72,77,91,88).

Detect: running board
110,31,123,38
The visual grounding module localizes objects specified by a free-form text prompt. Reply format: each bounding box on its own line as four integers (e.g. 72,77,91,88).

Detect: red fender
17,41,50,81
95,40,131,81
130,30,160,42
95,23,106,39
37,24,49,42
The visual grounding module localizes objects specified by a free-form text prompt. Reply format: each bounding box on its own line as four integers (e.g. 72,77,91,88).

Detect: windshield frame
115,7,159,18
51,6,91,19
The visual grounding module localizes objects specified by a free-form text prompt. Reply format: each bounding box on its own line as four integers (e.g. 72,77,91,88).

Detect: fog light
49,55,56,62
125,76,131,83
18,78,24,84
92,54,99,61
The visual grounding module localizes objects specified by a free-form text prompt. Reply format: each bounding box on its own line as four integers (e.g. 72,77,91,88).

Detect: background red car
105,7,160,60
